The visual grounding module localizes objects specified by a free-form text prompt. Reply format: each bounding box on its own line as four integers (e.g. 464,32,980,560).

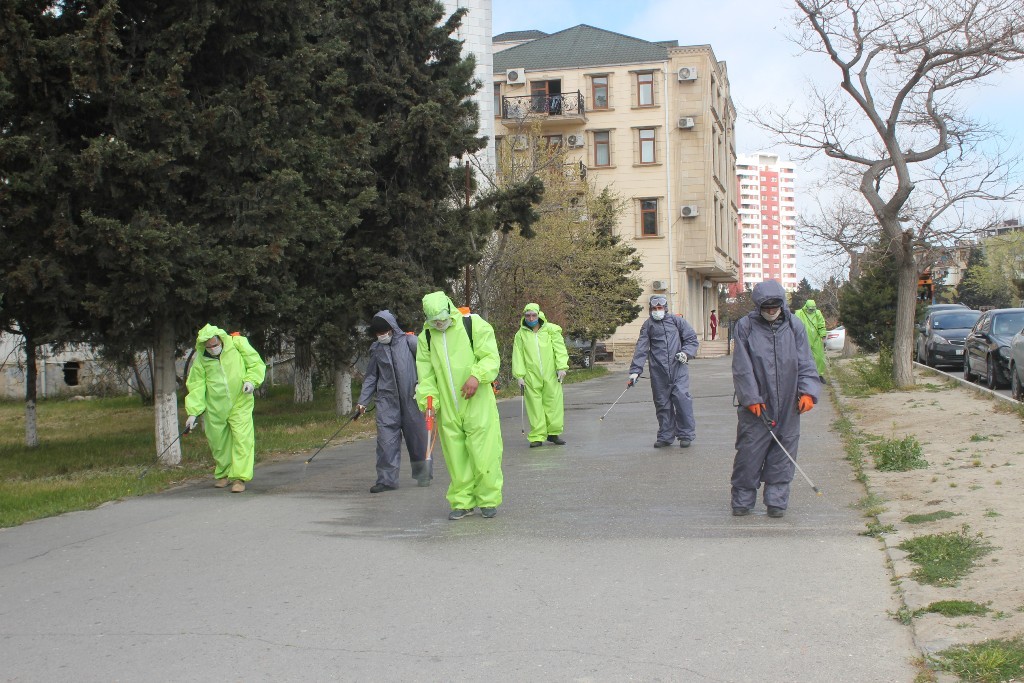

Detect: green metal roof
493,30,548,42
493,25,670,73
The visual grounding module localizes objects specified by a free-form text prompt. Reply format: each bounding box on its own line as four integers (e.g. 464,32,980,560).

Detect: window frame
638,127,656,164
593,130,611,167
591,75,609,110
637,72,655,107
639,198,659,237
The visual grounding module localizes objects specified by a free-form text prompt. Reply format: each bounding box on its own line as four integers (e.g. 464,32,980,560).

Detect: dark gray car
915,309,980,367
964,308,1024,389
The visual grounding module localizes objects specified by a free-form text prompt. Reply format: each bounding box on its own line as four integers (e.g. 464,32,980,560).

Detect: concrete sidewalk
0,356,918,681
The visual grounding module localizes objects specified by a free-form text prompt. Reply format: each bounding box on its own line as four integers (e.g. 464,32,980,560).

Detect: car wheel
1011,363,1024,401
986,355,1001,390
963,354,975,382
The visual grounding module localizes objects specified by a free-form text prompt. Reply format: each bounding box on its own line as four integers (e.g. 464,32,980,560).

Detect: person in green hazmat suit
415,292,504,520
511,303,569,448
794,299,828,382
184,324,267,493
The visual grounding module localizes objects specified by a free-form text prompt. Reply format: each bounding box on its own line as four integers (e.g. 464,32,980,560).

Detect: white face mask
651,310,666,321
207,343,222,357
376,333,392,344
761,309,781,322
432,318,452,332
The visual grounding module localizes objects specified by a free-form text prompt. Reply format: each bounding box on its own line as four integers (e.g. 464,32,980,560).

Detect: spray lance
758,409,822,496
305,404,374,464
600,374,642,421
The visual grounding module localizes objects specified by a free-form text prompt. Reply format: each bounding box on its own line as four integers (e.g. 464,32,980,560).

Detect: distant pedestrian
511,303,569,448
710,310,718,340
416,292,504,520
730,281,820,518
356,310,431,493
185,325,266,493
628,295,700,448
794,299,828,381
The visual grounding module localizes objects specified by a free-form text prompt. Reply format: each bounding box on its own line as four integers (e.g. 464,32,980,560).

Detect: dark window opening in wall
531,79,563,115
63,361,81,386
640,199,659,236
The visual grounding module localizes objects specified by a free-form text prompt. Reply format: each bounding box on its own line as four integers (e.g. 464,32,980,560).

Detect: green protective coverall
511,304,569,443
794,300,828,377
185,324,267,482
415,292,504,510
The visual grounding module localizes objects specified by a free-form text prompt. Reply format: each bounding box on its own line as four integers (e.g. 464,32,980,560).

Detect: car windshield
931,312,980,330
993,312,1024,336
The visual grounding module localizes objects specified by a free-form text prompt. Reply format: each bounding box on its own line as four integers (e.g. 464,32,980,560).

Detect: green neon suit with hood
415,292,503,510
511,303,569,443
794,299,828,376
185,324,267,482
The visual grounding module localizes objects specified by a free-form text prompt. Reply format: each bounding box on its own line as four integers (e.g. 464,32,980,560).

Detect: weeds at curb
898,525,994,587
903,510,956,524
931,636,1024,683
915,600,991,618
871,435,929,472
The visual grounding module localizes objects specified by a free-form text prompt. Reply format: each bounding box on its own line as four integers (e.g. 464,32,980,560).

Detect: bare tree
759,0,1024,387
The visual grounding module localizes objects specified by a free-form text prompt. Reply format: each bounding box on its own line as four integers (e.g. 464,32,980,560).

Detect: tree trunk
153,318,181,465
335,364,352,417
294,338,313,404
893,234,919,389
23,333,39,448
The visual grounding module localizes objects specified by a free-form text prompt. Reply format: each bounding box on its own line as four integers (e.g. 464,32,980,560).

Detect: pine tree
840,250,899,353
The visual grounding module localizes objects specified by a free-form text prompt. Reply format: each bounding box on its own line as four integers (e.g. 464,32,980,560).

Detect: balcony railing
501,92,586,120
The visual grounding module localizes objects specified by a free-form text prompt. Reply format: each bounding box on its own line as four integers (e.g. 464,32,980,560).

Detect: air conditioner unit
566,134,585,148
677,117,695,129
680,205,699,218
505,68,526,86
652,280,668,291
677,66,697,82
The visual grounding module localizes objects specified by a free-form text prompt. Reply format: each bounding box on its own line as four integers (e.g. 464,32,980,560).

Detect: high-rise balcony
501,92,587,125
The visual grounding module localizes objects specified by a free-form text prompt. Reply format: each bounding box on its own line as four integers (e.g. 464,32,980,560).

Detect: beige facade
493,35,739,354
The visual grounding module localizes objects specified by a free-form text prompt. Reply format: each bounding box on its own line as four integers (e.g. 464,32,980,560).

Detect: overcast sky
492,0,1024,281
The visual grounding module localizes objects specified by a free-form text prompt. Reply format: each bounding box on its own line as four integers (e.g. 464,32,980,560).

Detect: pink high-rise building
733,153,798,293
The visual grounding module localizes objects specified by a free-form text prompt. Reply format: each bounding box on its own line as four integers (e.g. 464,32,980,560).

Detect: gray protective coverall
730,281,820,510
628,312,700,444
357,310,431,487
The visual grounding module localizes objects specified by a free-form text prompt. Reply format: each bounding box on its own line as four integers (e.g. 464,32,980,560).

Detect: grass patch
494,365,607,400
856,492,887,517
871,435,928,472
861,521,895,537
835,351,896,396
0,385,376,528
969,434,991,442
932,636,1024,683
898,526,994,587
903,510,956,524
915,600,991,618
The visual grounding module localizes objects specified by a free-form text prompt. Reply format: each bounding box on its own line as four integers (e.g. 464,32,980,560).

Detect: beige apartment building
492,25,739,354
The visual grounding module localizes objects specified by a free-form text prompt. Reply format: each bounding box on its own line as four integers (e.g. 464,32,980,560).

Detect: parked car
824,326,845,352
963,308,1024,389
915,309,981,368
916,303,969,350
1010,329,1024,400
565,337,611,368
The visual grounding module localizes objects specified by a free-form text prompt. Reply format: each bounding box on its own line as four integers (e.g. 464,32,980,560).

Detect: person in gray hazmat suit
356,310,431,492
628,295,700,448
730,280,820,517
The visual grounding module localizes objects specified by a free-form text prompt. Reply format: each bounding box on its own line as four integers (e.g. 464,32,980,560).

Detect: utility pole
464,160,472,308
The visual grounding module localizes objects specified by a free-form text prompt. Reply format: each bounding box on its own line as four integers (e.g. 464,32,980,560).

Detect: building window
639,128,656,164
640,198,659,236
542,134,563,148
592,76,609,109
594,131,610,166
637,72,654,106
494,83,501,117
495,136,504,172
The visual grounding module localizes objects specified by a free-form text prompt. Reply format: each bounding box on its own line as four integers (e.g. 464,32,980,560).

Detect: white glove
675,352,688,364
628,373,639,386
243,381,255,394
185,415,198,432
557,370,566,383
517,378,525,390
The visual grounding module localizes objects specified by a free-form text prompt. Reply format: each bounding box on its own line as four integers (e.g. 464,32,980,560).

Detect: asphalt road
0,357,919,682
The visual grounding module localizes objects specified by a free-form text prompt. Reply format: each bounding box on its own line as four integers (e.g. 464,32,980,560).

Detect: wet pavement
0,356,918,681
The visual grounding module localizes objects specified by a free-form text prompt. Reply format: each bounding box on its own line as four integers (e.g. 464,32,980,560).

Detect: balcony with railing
501,91,586,124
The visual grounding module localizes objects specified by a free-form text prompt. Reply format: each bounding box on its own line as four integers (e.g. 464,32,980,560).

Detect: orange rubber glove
746,403,765,417
798,395,814,413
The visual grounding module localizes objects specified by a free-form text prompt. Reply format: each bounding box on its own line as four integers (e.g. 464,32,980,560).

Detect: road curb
912,361,1020,406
